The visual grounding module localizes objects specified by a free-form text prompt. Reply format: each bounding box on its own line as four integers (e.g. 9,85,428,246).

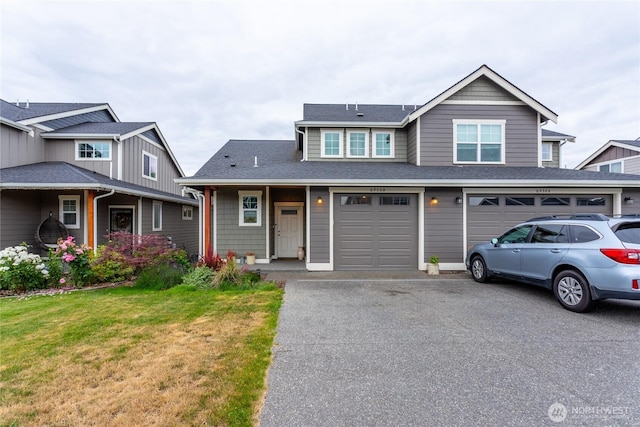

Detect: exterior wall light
624,197,634,204
430,196,439,205
455,196,463,205
317,196,323,205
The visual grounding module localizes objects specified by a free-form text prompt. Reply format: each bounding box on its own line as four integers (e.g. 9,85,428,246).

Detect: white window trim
598,160,624,173
453,119,506,164
152,201,163,231
346,129,369,158
542,142,553,161
372,130,395,158
142,150,158,181
75,140,112,161
238,190,262,226
182,205,193,220
321,129,344,158
59,195,81,229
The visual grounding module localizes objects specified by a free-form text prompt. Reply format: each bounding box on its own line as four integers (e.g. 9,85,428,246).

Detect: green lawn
0,284,283,426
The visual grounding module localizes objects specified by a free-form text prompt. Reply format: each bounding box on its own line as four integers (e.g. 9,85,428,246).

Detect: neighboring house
0,100,199,256
177,65,640,271
575,138,640,175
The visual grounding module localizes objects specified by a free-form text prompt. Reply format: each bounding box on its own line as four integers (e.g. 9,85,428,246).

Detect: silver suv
466,214,640,312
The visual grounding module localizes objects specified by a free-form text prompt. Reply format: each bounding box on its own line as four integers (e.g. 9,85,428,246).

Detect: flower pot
427,263,439,275
297,247,305,261
246,254,256,265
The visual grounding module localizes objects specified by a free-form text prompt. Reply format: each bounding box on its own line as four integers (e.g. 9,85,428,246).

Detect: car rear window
614,223,640,244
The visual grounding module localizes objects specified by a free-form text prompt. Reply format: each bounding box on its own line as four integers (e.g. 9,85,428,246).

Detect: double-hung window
321,129,343,158
542,143,553,161
373,131,394,158
347,130,368,158
76,141,111,160
239,191,262,226
142,151,158,180
454,120,505,164
59,195,80,229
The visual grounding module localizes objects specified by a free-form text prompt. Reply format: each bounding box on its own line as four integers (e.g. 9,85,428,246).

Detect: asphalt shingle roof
187,139,640,184
42,122,155,136
0,162,196,205
302,103,415,123
0,99,107,122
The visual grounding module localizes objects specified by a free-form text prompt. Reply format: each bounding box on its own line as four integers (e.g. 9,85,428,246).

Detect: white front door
275,205,303,258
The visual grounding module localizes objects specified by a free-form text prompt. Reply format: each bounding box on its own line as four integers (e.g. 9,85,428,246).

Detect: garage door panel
335,193,417,270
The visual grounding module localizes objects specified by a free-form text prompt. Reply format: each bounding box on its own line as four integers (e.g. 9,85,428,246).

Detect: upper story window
321,129,343,158
373,131,394,158
599,162,622,173
76,141,111,160
453,120,505,164
542,142,553,161
238,191,262,226
59,195,80,229
142,151,158,180
347,131,369,158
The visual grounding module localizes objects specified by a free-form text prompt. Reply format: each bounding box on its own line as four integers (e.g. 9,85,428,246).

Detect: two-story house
0,100,199,256
177,65,640,271
575,138,640,175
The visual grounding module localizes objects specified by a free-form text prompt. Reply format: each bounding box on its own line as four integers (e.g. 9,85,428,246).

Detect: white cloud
1,0,638,175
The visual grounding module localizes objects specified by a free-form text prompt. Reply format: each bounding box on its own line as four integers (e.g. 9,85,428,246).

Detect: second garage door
334,193,418,270
467,194,613,246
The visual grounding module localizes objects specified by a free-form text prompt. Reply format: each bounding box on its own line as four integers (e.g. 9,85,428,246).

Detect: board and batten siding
120,135,183,195
448,76,518,102
1,124,46,168
419,104,539,167
406,121,417,165
308,187,330,263
590,146,640,164
215,188,266,258
424,189,464,264
45,138,116,177
306,128,408,162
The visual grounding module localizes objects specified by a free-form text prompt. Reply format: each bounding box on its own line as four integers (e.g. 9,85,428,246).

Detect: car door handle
550,249,563,254
512,249,521,253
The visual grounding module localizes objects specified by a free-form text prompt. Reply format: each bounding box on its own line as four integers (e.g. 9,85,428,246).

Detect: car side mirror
491,238,499,247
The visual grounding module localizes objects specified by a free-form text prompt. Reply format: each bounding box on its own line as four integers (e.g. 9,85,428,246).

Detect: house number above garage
369,187,387,192
536,188,552,193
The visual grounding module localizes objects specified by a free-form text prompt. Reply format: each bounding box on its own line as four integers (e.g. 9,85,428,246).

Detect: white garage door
467,194,613,246
334,193,418,270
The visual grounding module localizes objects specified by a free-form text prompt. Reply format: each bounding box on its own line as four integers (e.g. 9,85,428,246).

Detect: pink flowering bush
54,236,94,287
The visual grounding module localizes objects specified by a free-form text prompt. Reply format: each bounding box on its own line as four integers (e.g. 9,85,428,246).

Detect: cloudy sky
1,1,638,176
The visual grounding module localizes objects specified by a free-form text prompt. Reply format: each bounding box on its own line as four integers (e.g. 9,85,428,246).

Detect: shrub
134,263,186,290
54,236,94,287
181,266,215,289
212,254,241,288
0,244,49,292
198,245,224,271
90,245,135,283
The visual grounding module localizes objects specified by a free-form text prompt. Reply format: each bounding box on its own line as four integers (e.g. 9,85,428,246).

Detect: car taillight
600,249,640,264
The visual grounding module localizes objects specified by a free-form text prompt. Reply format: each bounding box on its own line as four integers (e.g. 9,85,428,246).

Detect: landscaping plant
0,244,49,292
54,236,94,287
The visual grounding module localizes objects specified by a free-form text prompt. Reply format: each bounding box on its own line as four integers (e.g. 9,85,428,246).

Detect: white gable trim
18,104,119,126
575,140,640,170
408,65,558,124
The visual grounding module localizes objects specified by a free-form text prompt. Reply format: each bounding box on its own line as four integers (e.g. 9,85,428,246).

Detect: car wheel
553,270,595,313
470,256,488,283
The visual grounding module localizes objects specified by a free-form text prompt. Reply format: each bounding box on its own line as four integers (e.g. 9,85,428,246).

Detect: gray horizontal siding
309,187,330,263
424,189,464,264
45,138,116,177
139,199,199,256
420,104,539,167
624,157,640,174
215,188,266,258
0,190,42,249
542,142,560,168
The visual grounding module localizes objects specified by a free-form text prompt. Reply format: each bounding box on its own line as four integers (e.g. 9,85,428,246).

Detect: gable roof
1,99,119,124
179,139,640,187
295,65,558,129
575,138,640,169
0,162,197,205
408,65,558,124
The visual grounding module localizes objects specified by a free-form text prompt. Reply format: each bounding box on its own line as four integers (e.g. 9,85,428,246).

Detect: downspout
93,189,115,254
295,127,307,161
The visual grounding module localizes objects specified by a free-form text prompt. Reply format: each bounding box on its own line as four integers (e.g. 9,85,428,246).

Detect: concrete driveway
259,274,640,427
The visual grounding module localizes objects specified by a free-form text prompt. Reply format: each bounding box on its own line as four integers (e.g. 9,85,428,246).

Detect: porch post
204,186,211,253
87,190,95,248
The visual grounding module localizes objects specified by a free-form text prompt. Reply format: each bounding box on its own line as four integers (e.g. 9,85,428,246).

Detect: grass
0,283,283,426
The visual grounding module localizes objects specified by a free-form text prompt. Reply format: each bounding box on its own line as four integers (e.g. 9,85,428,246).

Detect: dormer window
321,129,343,158
75,141,111,160
347,130,369,158
453,120,505,164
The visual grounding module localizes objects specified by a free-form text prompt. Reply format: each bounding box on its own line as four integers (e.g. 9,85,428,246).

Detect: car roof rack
527,213,610,222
